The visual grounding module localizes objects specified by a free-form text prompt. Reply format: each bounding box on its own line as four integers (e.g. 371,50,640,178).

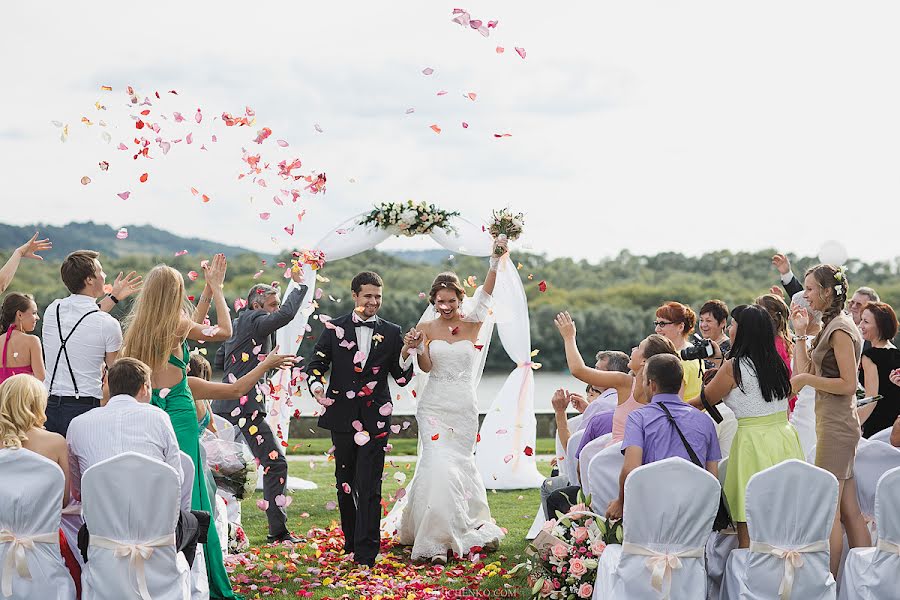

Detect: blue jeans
45,395,101,436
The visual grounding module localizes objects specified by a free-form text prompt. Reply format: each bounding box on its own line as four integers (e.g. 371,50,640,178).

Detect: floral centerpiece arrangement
359,200,460,237
512,492,622,599
488,208,525,255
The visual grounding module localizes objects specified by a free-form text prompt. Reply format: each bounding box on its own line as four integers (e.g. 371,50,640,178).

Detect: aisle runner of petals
226,523,516,599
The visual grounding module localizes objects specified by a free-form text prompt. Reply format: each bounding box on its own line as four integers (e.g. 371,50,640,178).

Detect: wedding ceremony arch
270,204,546,490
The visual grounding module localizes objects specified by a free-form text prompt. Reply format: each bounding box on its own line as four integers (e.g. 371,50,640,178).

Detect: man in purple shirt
606,354,721,519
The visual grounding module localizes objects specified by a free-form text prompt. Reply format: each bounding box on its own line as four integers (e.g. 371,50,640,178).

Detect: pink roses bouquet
513,491,623,599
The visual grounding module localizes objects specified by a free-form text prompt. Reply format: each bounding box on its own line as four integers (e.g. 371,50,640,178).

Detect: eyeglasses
653,320,675,328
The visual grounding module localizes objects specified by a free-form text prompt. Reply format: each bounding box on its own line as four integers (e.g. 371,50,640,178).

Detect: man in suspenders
42,250,139,436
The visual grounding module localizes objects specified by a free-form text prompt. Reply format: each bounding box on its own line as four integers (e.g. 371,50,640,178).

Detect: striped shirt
66,394,184,500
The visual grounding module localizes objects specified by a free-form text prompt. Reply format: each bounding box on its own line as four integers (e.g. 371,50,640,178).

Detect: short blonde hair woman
121,254,239,599
0,374,69,506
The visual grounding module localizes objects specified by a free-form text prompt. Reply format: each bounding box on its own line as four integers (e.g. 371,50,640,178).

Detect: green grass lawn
234,459,553,599
285,437,557,457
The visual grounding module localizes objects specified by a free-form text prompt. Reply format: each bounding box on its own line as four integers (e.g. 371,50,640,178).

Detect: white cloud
3,0,900,263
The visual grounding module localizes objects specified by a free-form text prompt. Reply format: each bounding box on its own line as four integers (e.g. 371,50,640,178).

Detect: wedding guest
787,291,821,458
791,264,870,575
699,299,731,363
756,294,795,410
687,304,803,548
0,293,45,384
848,287,880,326
188,351,298,434
121,255,237,599
581,351,629,420
213,266,308,544
66,358,206,569
606,354,721,520
42,250,141,436
0,374,69,506
555,311,678,443
0,233,52,295
857,302,900,438
771,253,803,298
654,301,704,398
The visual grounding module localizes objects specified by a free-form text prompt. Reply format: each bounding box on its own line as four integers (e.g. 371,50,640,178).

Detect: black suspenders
48,304,100,399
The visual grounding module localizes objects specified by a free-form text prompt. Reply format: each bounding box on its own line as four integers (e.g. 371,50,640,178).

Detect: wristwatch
107,293,119,304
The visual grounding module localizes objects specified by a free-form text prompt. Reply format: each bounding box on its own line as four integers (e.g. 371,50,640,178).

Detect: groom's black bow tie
355,320,376,330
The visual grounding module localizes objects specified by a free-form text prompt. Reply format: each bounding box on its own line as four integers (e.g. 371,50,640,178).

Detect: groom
305,271,414,566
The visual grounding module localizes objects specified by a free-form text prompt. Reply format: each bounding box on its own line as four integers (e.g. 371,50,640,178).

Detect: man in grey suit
214,268,307,543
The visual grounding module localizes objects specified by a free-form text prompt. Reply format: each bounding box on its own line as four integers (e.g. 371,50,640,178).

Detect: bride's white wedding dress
384,291,505,560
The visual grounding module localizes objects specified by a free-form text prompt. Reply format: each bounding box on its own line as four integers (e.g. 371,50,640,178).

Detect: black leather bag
658,403,733,532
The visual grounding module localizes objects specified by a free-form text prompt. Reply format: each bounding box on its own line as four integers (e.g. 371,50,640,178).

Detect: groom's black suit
305,312,413,565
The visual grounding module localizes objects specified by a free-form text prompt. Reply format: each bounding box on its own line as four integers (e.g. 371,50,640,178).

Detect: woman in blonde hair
121,254,237,599
791,264,869,575
0,373,69,506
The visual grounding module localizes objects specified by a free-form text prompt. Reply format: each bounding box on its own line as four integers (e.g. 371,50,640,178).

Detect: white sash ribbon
90,533,175,600
622,542,705,600
749,540,828,600
876,538,900,556
0,529,59,597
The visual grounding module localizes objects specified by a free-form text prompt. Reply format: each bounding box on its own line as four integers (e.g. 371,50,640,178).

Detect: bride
390,237,508,564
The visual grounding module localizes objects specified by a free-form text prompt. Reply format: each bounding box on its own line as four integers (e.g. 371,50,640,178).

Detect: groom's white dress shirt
311,314,378,395
66,394,184,500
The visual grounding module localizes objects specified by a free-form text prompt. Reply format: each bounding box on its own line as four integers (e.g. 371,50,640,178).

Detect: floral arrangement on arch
359,200,460,237
512,492,622,599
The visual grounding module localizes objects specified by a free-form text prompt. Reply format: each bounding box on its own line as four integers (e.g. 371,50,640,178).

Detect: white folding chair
869,428,892,444
839,466,900,600
179,451,195,513
564,429,586,486
81,452,190,600
721,459,838,600
578,433,612,498
853,438,900,533
587,441,624,515
705,456,737,600
0,448,75,600
593,457,719,600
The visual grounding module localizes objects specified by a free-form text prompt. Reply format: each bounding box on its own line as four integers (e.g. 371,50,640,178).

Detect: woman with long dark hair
790,264,869,575
687,304,803,548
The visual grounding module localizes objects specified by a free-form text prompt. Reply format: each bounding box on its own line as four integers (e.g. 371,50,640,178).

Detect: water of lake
287,371,581,416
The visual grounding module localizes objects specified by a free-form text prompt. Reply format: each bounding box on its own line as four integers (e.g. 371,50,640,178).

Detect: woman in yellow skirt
688,304,803,548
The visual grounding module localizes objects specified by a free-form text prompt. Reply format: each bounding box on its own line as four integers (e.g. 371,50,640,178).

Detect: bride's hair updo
805,264,848,325
429,272,466,305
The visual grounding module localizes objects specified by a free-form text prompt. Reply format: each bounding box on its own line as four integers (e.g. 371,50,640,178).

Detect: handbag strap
657,402,703,468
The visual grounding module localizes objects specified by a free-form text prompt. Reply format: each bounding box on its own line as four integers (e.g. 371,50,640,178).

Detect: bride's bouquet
202,428,258,500
488,208,525,255
512,492,621,599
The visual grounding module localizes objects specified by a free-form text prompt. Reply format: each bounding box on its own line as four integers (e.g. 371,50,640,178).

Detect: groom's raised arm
305,326,334,394
390,324,414,387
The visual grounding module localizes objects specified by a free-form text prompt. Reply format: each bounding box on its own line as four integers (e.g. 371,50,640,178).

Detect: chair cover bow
749,540,828,600
90,533,175,600
622,542,705,599
0,529,59,597
876,538,900,556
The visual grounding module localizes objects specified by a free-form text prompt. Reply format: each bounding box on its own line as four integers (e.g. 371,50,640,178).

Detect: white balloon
818,240,848,265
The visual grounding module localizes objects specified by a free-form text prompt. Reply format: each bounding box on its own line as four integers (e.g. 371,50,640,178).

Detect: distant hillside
0,221,255,260
383,249,453,265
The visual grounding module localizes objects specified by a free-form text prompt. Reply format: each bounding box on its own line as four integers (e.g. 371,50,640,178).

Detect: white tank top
722,358,790,419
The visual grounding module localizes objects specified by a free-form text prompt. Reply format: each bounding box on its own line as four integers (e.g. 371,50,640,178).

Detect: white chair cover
593,457,720,600
214,495,228,557
838,466,900,600
869,428,891,444
564,429,586,487
586,440,624,515
578,433,612,499
721,459,837,600
555,414,583,461
525,505,546,540
853,438,900,529
81,452,190,600
706,457,738,600
0,448,74,600
179,452,194,514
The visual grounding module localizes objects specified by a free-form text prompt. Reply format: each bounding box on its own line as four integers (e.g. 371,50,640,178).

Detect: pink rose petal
354,431,370,446
379,402,393,416
117,191,130,200
515,47,527,59
390,425,401,434
342,482,352,494
259,212,270,220
277,139,289,147
422,67,434,75
503,454,514,463
325,500,337,510
195,108,202,123
274,494,292,508
256,499,269,511
116,227,128,240
352,420,364,432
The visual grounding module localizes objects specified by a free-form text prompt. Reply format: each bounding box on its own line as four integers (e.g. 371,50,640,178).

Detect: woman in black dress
858,301,900,438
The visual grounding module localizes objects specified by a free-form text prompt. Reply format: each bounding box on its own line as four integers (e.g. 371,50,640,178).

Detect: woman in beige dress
790,264,869,576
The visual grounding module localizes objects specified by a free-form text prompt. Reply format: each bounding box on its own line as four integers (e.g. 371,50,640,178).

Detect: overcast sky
3,1,899,263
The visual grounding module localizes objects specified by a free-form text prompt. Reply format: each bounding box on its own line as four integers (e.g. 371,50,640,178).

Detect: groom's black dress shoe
267,531,303,544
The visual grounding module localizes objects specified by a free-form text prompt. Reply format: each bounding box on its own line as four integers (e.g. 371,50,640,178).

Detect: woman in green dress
122,254,238,599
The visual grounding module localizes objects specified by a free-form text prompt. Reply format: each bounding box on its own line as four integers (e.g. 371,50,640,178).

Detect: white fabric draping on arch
273,213,544,489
